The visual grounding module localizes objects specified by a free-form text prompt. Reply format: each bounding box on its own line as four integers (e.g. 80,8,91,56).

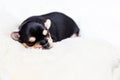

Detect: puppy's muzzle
40,37,53,49
42,43,51,49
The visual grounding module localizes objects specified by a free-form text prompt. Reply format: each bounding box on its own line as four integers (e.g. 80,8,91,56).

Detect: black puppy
11,12,80,49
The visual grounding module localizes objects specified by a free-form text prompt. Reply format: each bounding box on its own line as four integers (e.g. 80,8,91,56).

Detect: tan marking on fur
29,37,36,42
44,19,51,29
71,33,77,38
47,36,53,48
42,30,48,35
22,34,53,49
23,43,29,48
23,42,42,49
33,43,42,48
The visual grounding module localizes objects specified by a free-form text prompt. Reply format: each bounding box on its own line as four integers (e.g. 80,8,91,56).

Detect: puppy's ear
44,19,51,29
11,32,20,41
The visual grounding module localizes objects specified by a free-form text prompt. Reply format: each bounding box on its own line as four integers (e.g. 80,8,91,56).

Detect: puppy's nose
40,39,48,45
40,39,51,49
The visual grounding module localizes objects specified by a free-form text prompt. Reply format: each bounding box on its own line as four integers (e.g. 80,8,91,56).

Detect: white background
1,0,120,48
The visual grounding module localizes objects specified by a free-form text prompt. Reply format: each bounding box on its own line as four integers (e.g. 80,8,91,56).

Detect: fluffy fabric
0,12,117,80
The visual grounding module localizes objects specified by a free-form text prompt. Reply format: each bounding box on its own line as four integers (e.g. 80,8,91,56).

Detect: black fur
11,12,80,49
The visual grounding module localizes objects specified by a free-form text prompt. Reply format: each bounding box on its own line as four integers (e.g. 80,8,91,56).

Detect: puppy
11,12,80,49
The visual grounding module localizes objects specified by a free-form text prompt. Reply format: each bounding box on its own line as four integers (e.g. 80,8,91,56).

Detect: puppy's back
41,12,80,42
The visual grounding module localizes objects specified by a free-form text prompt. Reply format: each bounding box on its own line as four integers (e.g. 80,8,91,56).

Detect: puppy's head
11,19,53,49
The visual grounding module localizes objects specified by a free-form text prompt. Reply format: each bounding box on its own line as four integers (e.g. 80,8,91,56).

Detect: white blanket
0,36,116,80
0,12,117,80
